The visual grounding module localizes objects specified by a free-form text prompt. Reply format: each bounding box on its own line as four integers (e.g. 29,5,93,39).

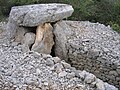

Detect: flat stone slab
9,3,74,27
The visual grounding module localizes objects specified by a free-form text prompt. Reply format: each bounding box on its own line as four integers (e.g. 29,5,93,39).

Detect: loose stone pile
0,39,118,90
0,3,119,90
53,21,120,88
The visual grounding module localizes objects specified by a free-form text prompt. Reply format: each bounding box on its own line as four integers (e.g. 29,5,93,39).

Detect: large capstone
9,3,74,27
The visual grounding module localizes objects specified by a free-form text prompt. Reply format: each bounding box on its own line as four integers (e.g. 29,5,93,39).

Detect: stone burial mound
0,43,118,90
53,21,120,89
0,3,118,90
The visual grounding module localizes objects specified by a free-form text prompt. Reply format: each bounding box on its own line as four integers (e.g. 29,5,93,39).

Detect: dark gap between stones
50,22,56,57
29,43,34,50
24,26,37,34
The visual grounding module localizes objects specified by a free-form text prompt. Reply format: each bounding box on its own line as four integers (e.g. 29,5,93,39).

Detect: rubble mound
0,3,119,89
0,40,117,90
53,21,120,88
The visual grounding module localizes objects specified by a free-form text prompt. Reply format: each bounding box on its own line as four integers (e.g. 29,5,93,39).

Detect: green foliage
0,0,120,33
109,22,120,33
10,0,39,5
0,0,12,16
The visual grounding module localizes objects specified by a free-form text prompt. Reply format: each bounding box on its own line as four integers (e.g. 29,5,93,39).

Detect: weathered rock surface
53,20,120,88
7,4,63,54
9,3,74,27
22,32,35,52
14,26,30,43
0,39,118,90
31,23,54,54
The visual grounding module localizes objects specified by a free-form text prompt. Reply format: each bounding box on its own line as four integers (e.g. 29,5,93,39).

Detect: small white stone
36,68,42,75
96,79,105,90
61,61,71,69
59,71,67,77
53,57,61,64
84,73,96,84
44,82,49,86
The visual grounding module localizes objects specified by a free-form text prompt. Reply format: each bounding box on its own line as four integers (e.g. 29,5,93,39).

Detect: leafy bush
109,22,120,33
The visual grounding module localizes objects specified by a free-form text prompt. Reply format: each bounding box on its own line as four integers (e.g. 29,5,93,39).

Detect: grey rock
116,68,120,75
87,49,100,59
69,67,76,72
43,82,49,86
14,27,29,43
53,63,64,73
53,57,61,64
58,71,67,77
66,72,75,79
84,73,96,84
104,83,118,90
53,21,71,60
61,61,71,69
96,79,105,90
9,4,74,27
109,71,118,76
79,70,89,80
74,70,82,78
6,20,18,39
11,42,20,46
22,32,35,45
45,58,54,66
36,68,42,75
22,32,35,52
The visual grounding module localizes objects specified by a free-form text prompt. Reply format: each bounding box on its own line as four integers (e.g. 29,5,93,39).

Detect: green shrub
109,22,120,33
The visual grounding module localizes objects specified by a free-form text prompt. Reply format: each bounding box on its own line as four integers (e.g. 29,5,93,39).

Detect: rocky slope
53,21,120,88
0,21,118,90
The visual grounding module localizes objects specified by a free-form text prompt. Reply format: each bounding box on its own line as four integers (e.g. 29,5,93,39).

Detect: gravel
53,20,120,88
0,21,118,90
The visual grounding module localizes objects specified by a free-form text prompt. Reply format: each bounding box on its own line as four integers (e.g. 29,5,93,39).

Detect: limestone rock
22,32,35,52
53,20,120,88
96,79,105,90
52,57,61,64
23,32,35,46
79,70,89,80
53,63,64,73
45,58,54,66
116,68,120,75
31,23,54,54
84,73,96,84
9,4,74,27
61,61,71,69
15,27,30,43
53,21,71,60
104,83,118,90
58,71,67,77
66,72,75,79
6,20,18,39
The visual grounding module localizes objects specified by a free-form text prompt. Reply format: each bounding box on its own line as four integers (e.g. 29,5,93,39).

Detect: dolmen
7,3,74,54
